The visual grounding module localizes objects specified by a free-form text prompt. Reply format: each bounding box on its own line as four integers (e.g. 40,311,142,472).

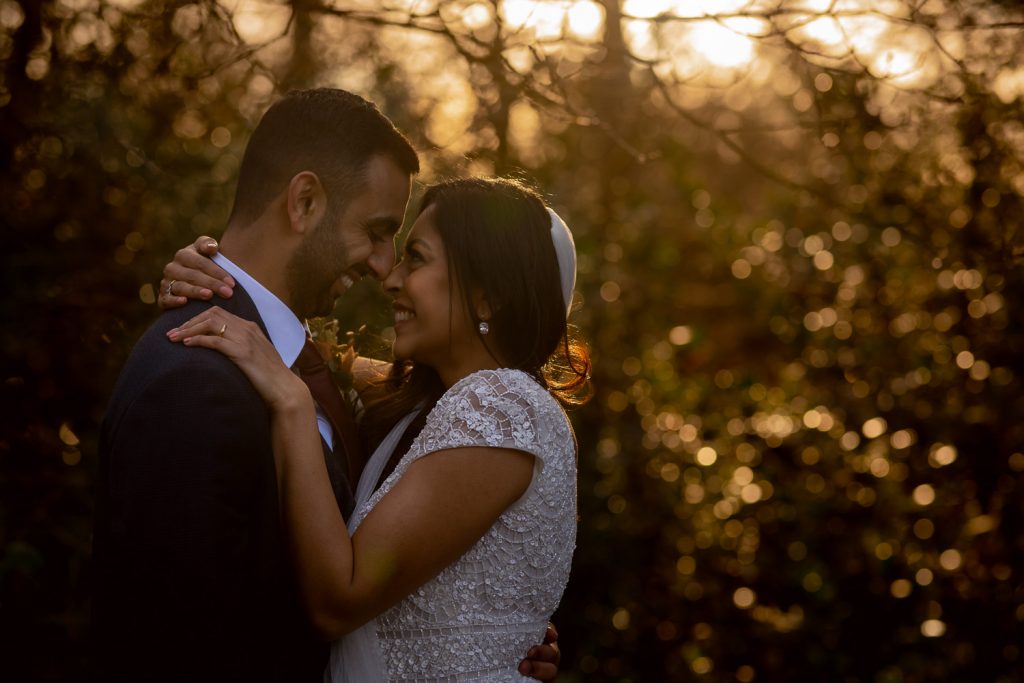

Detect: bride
164,177,589,681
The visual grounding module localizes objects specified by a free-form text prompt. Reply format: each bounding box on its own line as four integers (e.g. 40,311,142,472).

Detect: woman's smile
393,304,415,325
384,206,498,387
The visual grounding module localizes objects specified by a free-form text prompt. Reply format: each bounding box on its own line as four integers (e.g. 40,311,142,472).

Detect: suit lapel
320,435,356,518
227,286,355,516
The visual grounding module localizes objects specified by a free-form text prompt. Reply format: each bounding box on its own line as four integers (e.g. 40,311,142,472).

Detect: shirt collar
211,253,306,367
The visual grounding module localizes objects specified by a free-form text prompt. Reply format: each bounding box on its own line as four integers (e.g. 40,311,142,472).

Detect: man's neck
219,227,293,311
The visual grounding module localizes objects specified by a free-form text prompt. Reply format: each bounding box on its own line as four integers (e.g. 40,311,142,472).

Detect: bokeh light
4,0,1023,680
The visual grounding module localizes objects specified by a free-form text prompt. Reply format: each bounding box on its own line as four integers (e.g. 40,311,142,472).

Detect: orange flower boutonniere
306,317,364,390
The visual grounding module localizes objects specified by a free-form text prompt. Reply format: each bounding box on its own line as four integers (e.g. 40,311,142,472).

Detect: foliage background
1,0,1022,680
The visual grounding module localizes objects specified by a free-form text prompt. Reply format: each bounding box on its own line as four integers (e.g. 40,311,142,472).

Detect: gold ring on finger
217,323,227,337
165,280,177,296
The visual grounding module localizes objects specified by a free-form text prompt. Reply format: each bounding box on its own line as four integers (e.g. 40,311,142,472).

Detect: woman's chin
391,341,413,362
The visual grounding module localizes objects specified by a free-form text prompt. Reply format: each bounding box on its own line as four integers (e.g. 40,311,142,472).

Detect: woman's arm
272,399,532,638
170,307,533,639
160,239,391,394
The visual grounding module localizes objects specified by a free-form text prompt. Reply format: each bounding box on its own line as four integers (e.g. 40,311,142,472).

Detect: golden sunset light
5,0,1023,681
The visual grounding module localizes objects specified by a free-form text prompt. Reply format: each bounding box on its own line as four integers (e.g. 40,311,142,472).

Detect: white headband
547,207,576,318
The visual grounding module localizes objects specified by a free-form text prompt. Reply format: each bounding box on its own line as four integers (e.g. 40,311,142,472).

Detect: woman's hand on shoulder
159,236,235,310
166,306,310,413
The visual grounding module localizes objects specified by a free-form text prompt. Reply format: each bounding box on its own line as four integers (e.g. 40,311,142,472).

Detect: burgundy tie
293,338,363,483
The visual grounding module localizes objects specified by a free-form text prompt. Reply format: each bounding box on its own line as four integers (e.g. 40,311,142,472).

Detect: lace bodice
347,369,577,682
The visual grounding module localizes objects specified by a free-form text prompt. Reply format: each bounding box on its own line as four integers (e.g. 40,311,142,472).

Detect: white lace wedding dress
329,368,577,682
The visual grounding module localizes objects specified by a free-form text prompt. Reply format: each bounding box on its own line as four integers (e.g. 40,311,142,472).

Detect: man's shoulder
129,304,233,372
144,289,261,339
107,295,264,414
134,291,261,363
99,295,275,468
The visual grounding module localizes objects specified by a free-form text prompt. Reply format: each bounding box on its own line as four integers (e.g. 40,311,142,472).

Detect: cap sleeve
410,369,554,466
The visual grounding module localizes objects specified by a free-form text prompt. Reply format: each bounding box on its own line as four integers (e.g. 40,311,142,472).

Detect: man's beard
286,206,348,320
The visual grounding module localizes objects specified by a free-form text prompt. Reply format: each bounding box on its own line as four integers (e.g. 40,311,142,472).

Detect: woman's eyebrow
405,237,431,253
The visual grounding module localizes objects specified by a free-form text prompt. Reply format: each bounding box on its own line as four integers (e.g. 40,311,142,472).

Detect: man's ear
286,171,326,235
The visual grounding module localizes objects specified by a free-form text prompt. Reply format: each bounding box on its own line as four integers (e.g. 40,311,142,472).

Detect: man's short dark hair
228,88,419,225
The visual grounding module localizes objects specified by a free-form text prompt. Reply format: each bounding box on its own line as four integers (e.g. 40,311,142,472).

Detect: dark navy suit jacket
92,286,354,682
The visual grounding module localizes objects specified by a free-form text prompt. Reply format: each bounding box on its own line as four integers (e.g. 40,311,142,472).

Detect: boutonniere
306,317,365,390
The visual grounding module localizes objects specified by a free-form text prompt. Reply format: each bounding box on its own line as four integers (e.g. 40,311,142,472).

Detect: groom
92,89,558,681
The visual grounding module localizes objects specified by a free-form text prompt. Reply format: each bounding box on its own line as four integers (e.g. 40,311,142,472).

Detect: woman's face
384,206,494,385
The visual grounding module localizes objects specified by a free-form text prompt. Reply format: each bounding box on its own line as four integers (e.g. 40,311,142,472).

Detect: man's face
287,154,412,319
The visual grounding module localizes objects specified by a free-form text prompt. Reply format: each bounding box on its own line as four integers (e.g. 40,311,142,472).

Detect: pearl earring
478,321,490,335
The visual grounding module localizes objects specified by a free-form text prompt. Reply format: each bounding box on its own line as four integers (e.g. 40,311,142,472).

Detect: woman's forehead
407,205,441,244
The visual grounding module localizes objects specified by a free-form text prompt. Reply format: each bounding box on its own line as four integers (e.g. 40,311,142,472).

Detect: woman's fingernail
183,337,192,345
219,286,233,298
223,276,235,287
201,288,213,298
207,240,218,249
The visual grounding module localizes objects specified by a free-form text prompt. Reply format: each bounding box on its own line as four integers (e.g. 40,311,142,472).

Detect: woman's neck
434,345,504,389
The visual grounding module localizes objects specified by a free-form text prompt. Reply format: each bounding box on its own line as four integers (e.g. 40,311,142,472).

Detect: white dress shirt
212,253,334,449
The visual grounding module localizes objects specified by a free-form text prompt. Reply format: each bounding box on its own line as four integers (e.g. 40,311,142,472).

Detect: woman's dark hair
360,177,591,456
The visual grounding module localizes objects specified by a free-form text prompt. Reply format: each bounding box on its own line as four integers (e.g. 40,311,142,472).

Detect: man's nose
367,242,398,281
383,263,402,293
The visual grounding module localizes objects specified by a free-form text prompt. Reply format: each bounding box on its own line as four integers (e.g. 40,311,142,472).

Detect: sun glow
871,46,936,87
226,0,292,44
567,1,604,40
218,0,952,134
220,0,940,91
623,0,673,19
462,2,494,30
624,18,658,62
798,17,846,49
690,20,756,69
405,0,944,155
842,15,890,55
501,0,565,37
993,67,1024,103
105,0,148,8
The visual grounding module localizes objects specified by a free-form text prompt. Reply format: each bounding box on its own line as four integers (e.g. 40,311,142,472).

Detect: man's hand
518,623,560,681
158,236,234,309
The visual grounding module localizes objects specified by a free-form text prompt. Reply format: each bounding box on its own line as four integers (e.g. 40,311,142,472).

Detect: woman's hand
159,236,236,310
166,306,310,413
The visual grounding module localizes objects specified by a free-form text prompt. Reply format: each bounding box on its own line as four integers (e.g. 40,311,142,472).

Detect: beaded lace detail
348,369,577,682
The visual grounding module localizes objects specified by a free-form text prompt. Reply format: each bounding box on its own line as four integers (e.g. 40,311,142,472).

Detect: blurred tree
1,1,1021,680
